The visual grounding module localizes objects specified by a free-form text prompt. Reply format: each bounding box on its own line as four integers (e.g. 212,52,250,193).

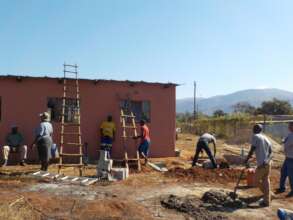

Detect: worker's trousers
256,162,271,206
192,140,217,168
279,159,288,191
284,158,293,193
2,145,27,161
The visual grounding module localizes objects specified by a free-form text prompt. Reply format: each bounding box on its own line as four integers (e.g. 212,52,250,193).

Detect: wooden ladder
120,109,141,171
58,64,83,176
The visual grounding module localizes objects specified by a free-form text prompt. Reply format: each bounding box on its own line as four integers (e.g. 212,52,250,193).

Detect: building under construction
0,75,177,161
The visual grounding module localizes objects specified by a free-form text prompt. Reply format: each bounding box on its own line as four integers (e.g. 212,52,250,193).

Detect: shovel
231,165,247,200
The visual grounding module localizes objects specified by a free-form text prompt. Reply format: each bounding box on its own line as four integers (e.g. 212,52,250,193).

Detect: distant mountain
176,88,293,115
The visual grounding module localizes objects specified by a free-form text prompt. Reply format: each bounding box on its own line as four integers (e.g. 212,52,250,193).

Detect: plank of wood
147,162,168,172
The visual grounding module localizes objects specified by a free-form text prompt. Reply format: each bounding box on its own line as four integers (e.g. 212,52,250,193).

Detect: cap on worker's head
253,124,263,134
39,112,50,121
107,115,112,121
10,124,17,129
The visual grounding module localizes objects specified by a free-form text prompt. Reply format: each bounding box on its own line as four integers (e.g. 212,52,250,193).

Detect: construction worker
32,112,53,171
100,115,116,158
1,125,27,166
134,119,151,164
192,133,217,168
244,124,273,207
276,122,293,197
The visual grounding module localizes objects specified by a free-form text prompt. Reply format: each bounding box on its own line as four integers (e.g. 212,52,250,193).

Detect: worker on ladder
100,115,116,159
134,119,151,164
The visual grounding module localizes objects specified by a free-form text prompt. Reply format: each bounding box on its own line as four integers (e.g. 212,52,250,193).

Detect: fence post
234,120,237,136
263,114,266,133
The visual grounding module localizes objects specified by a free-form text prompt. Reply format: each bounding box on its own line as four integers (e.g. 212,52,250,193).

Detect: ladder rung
121,115,136,118
60,153,83,156
61,132,81,135
61,102,80,105
63,86,79,90
64,84,78,87
61,97,80,100
113,159,126,162
61,123,80,126
62,143,83,146
61,104,80,107
64,64,78,68
63,92,79,96
122,136,134,138
60,113,80,117
64,70,77,74
122,126,136,129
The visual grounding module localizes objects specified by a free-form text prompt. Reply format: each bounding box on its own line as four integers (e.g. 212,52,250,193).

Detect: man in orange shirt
134,120,150,164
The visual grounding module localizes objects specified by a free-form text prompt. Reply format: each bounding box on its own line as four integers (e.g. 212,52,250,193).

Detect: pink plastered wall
0,77,176,161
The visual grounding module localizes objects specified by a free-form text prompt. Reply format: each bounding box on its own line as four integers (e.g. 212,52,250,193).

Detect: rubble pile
161,190,249,219
201,190,247,211
161,195,228,220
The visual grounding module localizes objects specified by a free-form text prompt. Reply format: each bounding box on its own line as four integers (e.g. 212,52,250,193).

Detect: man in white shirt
245,124,273,207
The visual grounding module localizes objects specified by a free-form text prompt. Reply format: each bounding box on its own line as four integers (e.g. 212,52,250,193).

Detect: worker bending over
192,133,217,168
100,115,116,159
1,125,27,166
134,120,151,164
245,124,273,207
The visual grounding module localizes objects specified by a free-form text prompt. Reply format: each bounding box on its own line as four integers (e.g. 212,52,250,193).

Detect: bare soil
0,133,292,220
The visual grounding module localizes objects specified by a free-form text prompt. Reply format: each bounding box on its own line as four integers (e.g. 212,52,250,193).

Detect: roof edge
0,74,178,86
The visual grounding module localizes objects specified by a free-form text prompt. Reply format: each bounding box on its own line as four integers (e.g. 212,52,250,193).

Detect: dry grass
0,203,40,220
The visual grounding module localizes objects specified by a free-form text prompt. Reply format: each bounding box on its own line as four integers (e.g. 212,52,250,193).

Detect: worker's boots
20,160,26,166
1,159,8,167
286,191,293,198
40,162,48,171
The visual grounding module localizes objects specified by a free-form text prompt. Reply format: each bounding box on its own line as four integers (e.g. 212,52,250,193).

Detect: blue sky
1,0,293,98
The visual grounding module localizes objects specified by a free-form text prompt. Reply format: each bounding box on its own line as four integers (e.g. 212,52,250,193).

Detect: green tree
233,102,256,115
213,109,226,117
256,98,293,115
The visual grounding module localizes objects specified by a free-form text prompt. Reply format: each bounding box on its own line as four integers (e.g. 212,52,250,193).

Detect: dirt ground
0,133,292,220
